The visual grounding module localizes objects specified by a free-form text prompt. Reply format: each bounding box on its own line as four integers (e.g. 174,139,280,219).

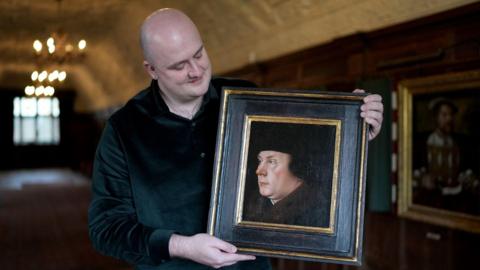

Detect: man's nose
256,162,266,176
188,60,202,78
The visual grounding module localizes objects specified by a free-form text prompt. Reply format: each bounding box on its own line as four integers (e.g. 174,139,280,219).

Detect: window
13,97,60,145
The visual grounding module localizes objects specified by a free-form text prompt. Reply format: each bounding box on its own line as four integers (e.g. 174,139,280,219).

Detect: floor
0,168,131,270
0,168,309,270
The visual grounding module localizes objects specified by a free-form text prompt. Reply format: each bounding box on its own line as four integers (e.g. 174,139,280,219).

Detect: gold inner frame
235,115,341,234
398,70,480,233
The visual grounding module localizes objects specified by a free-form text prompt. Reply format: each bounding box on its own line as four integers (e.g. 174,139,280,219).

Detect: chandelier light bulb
65,43,74,53
25,86,35,96
35,86,45,96
47,37,55,47
31,71,39,81
48,45,56,54
48,72,58,82
78,40,87,50
33,40,43,52
38,71,48,82
45,86,55,96
58,71,67,82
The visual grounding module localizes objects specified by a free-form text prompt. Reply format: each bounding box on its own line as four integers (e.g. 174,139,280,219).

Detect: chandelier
32,32,87,64
24,0,87,97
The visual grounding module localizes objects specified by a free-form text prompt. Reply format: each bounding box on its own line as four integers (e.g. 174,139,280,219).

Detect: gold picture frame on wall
398,70,480,233
207,87,369,265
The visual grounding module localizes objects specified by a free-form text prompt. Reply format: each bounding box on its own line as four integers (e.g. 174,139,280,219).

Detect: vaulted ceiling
0,0,475,112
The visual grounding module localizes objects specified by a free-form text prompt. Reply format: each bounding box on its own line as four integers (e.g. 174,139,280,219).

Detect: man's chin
183,85,207,98
259,190,272,198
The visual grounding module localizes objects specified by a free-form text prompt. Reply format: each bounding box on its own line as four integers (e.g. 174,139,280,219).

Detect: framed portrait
398,70,480,233
207,87,369,265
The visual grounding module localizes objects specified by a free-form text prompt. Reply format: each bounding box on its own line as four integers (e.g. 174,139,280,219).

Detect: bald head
139,8,212,109
140,8,202,64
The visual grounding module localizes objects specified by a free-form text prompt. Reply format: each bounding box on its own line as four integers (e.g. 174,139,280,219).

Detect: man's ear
143,60,158,80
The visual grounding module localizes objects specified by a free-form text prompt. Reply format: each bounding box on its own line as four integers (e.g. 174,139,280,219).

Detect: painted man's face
436,104,455,134
256,150,298,201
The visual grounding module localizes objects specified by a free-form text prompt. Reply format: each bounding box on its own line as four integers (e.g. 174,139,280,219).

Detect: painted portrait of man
412,94,480,215
242,120,337,228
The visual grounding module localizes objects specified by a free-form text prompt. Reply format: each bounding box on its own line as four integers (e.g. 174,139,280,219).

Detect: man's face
436,104,455,134
145,30,212,103
256,150,298,201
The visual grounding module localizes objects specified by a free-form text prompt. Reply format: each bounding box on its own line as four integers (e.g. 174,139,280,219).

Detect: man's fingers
364,116,381,129
211,251,256,268
353,89,365,94
222,253,256,261
351,91,383,141
175,233,256,268
361,110,383,122
361,101,383,112
360,112,383,129
219,253,256,265
363,93,382,103
209,237,237,253
368,128,380,140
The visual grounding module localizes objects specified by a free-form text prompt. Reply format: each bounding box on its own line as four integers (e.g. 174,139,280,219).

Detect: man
244,124,332,227
414,98,478,213
416,98,467,193
426,98,460,192
88,8,384,270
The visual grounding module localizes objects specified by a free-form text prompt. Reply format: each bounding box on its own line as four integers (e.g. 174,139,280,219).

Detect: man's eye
173,64,185,70
194,53,202,59
268,159,277,165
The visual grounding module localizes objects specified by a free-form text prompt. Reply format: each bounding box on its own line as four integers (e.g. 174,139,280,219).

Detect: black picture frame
207,87,369,265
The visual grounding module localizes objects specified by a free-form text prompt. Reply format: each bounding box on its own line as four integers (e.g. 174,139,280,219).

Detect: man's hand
169,233,255,269
353,89,383,140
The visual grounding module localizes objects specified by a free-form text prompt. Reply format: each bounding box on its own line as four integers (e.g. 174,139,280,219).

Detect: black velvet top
88,78,271,270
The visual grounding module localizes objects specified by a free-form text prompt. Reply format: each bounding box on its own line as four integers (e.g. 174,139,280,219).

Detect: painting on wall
398,70,480,233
